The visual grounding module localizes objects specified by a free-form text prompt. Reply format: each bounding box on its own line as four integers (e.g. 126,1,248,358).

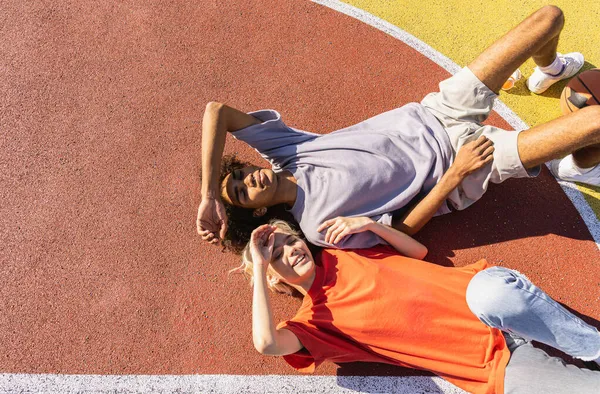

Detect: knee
466,270,499,321
540,5,564,24
466,267,525,327
535,5,564,31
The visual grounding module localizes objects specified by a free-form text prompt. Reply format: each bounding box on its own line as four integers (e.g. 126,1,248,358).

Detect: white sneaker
549,155,600,186
526,52,584,94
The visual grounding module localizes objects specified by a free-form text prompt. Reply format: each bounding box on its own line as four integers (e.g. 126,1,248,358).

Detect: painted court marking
3,1,597,393
0,374,467,393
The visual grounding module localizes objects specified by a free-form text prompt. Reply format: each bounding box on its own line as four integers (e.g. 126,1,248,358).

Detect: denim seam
482,270,595,332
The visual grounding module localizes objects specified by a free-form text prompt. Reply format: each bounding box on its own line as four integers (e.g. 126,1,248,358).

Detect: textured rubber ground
0,0,598,390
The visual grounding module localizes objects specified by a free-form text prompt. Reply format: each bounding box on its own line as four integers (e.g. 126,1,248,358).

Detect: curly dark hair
214,155,301,254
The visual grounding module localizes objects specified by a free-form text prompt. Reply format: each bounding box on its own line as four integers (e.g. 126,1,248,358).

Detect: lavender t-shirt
232,104,453,248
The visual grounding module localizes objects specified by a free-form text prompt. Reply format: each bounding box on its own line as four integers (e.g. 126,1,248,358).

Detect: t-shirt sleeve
276,321,320,373
232,110,318,171
277,316,370,372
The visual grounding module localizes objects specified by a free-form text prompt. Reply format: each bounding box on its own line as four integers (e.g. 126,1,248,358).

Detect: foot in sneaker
549,155,600,186
526,52,584,94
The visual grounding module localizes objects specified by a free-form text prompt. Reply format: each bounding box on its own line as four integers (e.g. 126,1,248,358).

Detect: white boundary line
313,0,600,250
553,178,600,244
0,373,467,393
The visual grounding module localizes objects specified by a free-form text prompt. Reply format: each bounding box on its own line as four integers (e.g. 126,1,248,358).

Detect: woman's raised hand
317,216,375,245
451,135,495,177
249,224,276,271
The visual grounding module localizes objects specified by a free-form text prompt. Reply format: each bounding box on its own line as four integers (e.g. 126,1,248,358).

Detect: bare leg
518,106,600,169
468,6,564,94
468,6,600,170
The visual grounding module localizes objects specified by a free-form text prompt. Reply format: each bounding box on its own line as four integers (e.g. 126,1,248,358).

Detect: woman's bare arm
250,225,303,356
253,267,304,356
318,217,428,259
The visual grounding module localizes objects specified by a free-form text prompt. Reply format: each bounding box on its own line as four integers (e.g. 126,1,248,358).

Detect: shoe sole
527,75,574,94
549,160,600,186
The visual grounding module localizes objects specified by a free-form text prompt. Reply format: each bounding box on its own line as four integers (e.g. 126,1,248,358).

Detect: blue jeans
466,266,600,393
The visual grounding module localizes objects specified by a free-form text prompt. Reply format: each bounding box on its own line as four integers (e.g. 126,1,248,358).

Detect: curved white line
313,0,599,249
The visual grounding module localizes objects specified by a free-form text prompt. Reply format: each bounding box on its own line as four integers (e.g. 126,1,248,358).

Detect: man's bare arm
201,102,260,198
392,170,464,235
393,136,495,235
198,102,261,242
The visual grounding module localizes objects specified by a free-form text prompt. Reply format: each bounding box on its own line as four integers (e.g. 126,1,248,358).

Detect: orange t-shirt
277,246,510,394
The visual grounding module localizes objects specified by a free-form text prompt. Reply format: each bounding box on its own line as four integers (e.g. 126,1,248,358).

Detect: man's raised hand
196,197,228,244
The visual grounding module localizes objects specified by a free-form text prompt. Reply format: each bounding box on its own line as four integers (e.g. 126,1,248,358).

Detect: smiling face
221,166,278,209
268,229,315,287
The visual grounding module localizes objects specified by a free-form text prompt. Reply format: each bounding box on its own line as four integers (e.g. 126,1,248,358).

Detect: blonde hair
230,220,302,296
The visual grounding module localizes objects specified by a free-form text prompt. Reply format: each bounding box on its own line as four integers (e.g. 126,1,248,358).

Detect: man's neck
276,170,297,207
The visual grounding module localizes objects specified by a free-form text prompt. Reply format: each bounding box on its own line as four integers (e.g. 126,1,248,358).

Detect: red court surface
1,0,598,378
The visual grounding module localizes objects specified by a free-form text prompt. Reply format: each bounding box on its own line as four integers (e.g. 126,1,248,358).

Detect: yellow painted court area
344,0,600,218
